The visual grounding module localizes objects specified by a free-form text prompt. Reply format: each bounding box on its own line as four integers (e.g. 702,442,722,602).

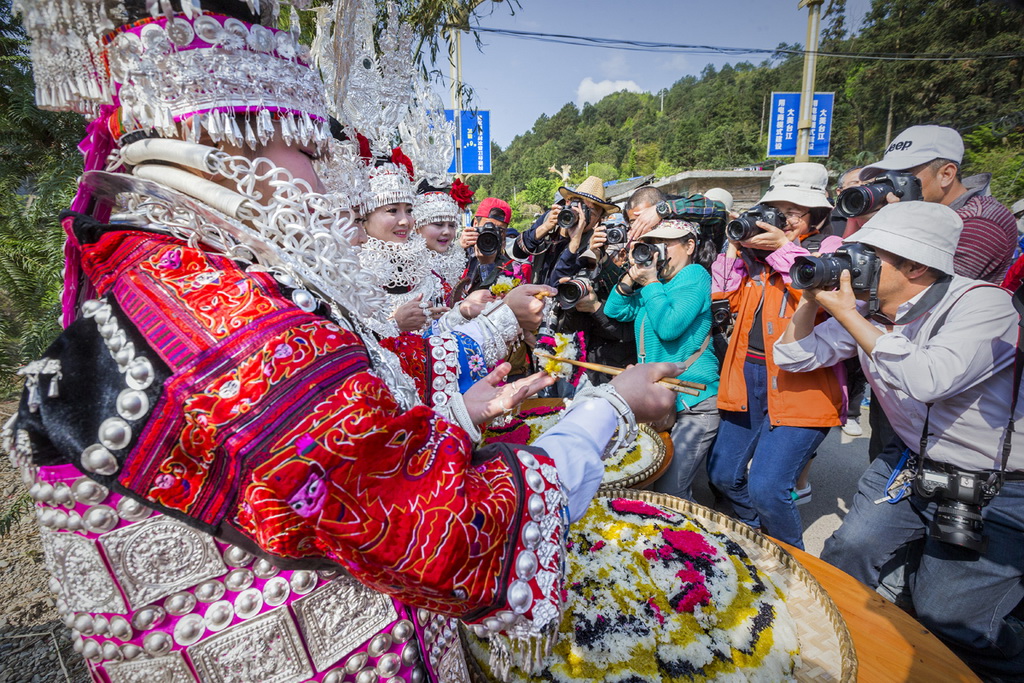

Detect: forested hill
471,0,1024,216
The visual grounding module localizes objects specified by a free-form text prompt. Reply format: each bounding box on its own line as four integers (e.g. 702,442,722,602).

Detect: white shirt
773,276,1024,472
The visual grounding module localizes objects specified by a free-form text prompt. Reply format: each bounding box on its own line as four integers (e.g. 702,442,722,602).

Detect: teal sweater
604,264,720,412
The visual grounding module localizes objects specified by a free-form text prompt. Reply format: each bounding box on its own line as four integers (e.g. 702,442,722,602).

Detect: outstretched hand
609,362,682,423
463,362,556,424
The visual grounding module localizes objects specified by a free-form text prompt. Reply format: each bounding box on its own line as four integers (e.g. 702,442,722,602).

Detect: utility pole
448,0,497,178
795,0,824,162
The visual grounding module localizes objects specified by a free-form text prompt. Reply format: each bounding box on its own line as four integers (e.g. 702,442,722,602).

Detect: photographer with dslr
774,202,1024,680
706,163,845,550
842,125,1017,284
460,197,514,290
605,220,721,501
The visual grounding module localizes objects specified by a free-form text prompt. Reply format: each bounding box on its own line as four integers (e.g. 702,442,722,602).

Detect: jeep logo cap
859,125,964,181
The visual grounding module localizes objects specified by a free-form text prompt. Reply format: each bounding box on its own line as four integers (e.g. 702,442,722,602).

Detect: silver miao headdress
14,0,330,149
403,72,461,230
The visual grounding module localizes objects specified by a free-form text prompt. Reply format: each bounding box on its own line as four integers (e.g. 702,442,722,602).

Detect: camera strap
916,282,1013,485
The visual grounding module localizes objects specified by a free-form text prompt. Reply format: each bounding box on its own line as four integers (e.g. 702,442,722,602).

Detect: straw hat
559,176,620,214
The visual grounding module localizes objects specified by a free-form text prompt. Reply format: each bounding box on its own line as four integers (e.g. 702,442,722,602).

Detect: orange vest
713,266,843,428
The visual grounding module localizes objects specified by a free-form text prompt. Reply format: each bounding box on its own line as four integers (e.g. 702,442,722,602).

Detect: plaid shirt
664,194,728,228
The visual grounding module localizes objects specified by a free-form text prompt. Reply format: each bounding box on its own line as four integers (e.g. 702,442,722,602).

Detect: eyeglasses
783,210,810,223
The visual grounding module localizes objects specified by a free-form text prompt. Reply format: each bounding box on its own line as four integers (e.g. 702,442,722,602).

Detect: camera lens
476,229,501,256
556,207,578,230
791,262,820,289
555,280,587,309
931,500,988,553
631,242,655,266
605,226,627,245
725,216,761,242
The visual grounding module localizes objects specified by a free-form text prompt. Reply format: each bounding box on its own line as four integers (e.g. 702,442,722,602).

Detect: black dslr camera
555,275,595,309
913,466,1001,552
790,243,882,292
556,200,592,232
725,204,787,242
475,222,504,256
630,242,667,269
603,222,628,245
836,170,923,218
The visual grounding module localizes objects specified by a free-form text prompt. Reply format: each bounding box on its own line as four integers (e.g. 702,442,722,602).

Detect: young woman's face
768,200,814,241
364,203,413,243
420,220,458,254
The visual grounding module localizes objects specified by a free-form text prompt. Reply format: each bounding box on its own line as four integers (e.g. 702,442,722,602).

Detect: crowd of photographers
452,124,1023,681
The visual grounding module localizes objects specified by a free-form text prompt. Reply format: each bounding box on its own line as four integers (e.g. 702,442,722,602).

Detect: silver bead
499,610,517,626
234,587,263,619
53,483,73,508
81,300,103,317
108,616,133,641
410,666,425,683
317,568,338,580
125,357,154,391
115,496,150,522
516,450,539,469
81,444,119,476
98,319,118,340
73,614,94,635
224,568,254,593
274,272,296,288
71,477,108,505
113,342,135,368
92,305,111,325
516,550,538,581
51,510,69,530
289,570,316,595
164,591,197,616
65,512,82,531
252,558,280,579
195,579,226,603
484,617,502,633
471,624,488,638
376,653,401,677
205,600,234,631
101,640,123,661
416,608,431,623
356,668,378,683
391,619,414,643
34,482,55,502
401,642,420,667
291,289,317,312
367,632,392,657
173,613,205,646
143,631,172,656
72,634,84,653
63,612,76,629
38,508,57,528
322,672,344,683
262,576,290,606
82,505,119,534
528,494,545,522
223,545,253,568
345,652,368,674
92,615,109,635
107,329,126,354
524,469,544,493
99,417,132,451
116,389,149,421
81,638,101,661
507,580,533,615
121,644,143,661
521,521,542,550
131,605,166,630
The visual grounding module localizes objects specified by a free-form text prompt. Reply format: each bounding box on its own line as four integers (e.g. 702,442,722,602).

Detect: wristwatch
655,201,671,218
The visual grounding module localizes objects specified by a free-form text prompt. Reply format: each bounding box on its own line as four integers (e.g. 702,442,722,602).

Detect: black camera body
604,224,628,245
725,204,787,242
790,243,881,293
913,465,1001,552
836,170,924,218
555,275,594,309
556,200,592,232
630,242,667,269
476,221,504,256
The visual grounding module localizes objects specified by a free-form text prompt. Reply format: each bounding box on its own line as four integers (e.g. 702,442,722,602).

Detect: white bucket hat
859,125,964,181
704,188,734,212
844,202,962,274
759,163,832,210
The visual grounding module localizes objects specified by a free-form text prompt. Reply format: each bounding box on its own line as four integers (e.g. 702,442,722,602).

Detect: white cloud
600,53,630,80
576,77,643,106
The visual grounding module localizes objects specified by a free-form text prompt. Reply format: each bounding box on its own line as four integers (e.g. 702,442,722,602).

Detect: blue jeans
822,442,1024,679
706,362,827,549
651,397,720,502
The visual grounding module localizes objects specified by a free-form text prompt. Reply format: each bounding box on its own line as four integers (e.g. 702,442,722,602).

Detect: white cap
860,125,964,181
1012,198,1024,217
844,202,963,274
704,188,734,212
759,162,832,210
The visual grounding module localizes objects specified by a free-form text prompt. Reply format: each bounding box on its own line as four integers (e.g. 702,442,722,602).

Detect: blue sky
438,0,873,147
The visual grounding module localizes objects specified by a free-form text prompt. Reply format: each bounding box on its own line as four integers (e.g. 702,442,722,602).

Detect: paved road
688,408,876,558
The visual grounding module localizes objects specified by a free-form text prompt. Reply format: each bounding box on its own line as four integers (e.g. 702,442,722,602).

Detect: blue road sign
446,109,491,175
767,92,834,158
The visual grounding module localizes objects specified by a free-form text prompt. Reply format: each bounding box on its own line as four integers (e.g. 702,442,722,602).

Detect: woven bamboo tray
465,489,857,683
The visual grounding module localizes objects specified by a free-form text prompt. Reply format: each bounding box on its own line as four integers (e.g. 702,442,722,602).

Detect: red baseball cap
474,197,511,224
